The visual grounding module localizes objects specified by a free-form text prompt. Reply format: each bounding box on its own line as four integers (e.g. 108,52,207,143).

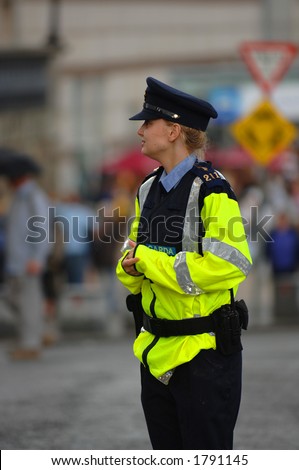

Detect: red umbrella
101,148,158,177
206,146,253,169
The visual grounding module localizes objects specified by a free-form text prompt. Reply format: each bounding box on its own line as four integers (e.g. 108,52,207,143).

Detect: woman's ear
168,123,181,142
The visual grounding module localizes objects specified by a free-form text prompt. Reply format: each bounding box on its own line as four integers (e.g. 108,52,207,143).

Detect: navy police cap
129,77,218,131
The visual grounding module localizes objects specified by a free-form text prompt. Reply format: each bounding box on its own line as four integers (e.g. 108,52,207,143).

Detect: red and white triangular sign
240,41,298,94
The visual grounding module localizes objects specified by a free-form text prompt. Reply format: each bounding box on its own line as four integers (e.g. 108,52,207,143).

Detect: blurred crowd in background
0,147,147,344
1,0,299,353
1,139,299,350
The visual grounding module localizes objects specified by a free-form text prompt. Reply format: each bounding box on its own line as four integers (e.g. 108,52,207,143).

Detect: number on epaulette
203,171,221,182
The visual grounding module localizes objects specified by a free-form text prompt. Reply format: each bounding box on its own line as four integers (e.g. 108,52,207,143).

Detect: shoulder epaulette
191,160,225,189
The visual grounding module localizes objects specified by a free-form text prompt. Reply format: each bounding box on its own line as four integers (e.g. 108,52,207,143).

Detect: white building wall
2,0,299,191
16,1,262,65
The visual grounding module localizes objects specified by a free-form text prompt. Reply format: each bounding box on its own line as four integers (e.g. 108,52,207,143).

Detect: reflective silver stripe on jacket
202,238,251,276
138,173,204,295
174,177,204,295
138,175,156,214
174,251,204,295
139,173,251,292
182,176,203,252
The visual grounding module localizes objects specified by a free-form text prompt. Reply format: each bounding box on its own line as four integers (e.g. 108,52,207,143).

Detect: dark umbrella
0,147,42,180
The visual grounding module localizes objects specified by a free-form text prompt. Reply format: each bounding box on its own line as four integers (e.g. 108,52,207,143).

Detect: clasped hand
121,241,143,277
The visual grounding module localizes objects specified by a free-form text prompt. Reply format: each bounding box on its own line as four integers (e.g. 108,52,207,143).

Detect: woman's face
137,119,172,161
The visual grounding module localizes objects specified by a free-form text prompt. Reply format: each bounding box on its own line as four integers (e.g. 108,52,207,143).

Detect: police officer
116,77,252,450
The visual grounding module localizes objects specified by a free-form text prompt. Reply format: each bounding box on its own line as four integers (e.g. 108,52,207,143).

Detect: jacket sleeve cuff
134,244,148,274
132,244,144,275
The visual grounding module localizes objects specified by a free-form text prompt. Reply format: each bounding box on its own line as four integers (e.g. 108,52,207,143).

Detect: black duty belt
142,300,248,338
142,312,214,337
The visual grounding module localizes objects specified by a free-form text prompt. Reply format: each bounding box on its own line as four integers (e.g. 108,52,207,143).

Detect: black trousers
140,348,242,450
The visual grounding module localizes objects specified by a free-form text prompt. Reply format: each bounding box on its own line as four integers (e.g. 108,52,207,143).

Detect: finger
123,257,139,266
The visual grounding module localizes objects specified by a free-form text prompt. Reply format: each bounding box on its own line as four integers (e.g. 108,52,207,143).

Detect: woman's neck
160,147,190,174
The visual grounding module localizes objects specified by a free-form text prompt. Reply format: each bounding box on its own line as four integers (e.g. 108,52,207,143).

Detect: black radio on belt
211,300,248,355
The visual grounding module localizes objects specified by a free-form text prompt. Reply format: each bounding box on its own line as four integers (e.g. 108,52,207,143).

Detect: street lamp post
47,0,62,49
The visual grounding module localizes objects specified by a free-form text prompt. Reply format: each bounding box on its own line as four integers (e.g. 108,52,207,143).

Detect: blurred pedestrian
116,77,252,449
237,175,272,326
0,149,53,360
56,194,95,285
266,212,299,324
267,212,299,277
92,172,136,336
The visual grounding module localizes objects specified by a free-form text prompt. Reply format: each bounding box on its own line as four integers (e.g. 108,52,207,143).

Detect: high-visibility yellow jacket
116,162,252,383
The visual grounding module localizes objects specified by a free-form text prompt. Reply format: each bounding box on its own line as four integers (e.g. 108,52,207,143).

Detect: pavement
0,323,299,450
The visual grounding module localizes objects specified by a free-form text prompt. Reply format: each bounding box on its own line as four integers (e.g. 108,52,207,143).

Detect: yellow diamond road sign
230,99,297,165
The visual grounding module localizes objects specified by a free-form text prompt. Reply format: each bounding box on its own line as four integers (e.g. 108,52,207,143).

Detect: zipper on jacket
142,286,158,369
149,286,157,318
142,336,159,370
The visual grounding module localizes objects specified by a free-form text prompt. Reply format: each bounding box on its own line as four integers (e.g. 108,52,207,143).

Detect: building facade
1,0,299,194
